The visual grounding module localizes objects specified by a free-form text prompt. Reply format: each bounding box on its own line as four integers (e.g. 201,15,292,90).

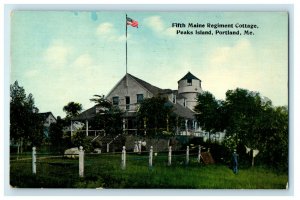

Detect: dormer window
187,79,192,86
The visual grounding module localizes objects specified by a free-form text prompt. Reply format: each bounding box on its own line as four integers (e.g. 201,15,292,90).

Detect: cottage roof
173,103,195,119
128,73,163,96
72,106,97,121
159,89,173,95
73,102,195,121
178,71,201,82
38,112,56,121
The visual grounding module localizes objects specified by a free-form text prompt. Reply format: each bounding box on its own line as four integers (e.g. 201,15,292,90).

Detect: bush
71,132,93,153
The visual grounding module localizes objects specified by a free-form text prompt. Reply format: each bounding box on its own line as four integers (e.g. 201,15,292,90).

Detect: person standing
232,149,239,174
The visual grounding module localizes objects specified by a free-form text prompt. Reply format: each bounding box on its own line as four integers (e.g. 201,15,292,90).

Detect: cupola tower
178,72,203,110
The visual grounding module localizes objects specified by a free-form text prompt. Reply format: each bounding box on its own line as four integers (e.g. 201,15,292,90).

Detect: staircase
91,134,125,153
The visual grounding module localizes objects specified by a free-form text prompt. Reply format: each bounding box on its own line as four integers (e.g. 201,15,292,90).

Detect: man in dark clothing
232,149,239,174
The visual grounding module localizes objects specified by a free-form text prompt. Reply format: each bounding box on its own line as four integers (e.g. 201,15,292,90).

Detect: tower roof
178,72,201,82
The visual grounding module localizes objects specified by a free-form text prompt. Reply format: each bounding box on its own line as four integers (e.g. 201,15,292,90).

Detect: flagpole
126,14,128,74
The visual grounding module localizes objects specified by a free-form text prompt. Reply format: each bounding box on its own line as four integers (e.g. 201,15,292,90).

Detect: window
187,79,192,86
172,94,176,104
126,96,130,110
112,96,119,106
137,94,144,103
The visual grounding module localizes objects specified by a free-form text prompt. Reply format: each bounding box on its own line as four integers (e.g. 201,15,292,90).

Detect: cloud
24,69,39,78
144,16,176,37
144,16,164,32
96,22,114,35
73,53,93,69
164,27,177,37
202,39,257,94
198,38,287,106
96,22,126,42
209,39,253,68
43,40,73,68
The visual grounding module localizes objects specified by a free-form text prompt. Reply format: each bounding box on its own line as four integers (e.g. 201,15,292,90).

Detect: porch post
166,114,169,132
123,118,126,134
143,117,147,136
86,120,89,137
185,119,188,135
176,116,179,135
70,121,73,136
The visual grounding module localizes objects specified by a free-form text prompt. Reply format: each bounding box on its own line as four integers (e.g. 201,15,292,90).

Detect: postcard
9,11,288,190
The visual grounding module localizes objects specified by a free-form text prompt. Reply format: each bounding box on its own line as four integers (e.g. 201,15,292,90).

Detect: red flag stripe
127,18,138,28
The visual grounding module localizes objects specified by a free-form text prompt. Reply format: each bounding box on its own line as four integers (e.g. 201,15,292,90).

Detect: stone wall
125,135,182,152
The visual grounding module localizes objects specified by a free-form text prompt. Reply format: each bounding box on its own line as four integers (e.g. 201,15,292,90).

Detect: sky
10,11,288,117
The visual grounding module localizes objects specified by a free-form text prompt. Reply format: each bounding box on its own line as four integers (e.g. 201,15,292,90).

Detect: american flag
127,17,138,28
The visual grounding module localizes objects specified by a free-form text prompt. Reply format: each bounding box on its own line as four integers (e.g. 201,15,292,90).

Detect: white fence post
138,141,142,154
186,146,189,165
32,147,36,174
79,146,84,178
149,146,153,167
107,143,110,153
198,145,202,163
168,146,172,166
121,146,126,170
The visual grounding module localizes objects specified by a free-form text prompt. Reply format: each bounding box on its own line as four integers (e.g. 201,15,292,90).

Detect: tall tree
49,116,71,153
89,95,123,136
90,94,112,109
63,102,83,119
194,91,224,142
254,105,288,170
223,88,265,149
10,81,44,151
137,96,174,136
194,88,288,169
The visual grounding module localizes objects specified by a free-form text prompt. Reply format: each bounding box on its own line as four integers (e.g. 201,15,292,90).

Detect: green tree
90,94,112,109
223,88,266,149
254,105,288,170
194,88,288,169
223,88,288,169
137,96,174,136
194,91,224,142
49,116,71,153
63,102,83,119
89,95,123,136
10,81,44,152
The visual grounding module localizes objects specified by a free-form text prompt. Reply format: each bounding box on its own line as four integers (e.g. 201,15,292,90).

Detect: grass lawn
10,153,288,189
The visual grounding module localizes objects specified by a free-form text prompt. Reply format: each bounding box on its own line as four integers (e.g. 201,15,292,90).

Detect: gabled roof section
39,112,56,121
159,89,173,95
173,102,194,119
72,106,97,121
105,74,127,98
128,73,163,96
178,71,201,82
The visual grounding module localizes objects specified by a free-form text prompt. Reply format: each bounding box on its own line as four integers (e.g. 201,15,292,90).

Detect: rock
64,147,79,158
94,148,101,154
